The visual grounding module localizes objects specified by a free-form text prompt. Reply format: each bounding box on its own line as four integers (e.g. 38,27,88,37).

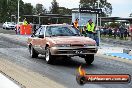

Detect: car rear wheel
29,45,38,58
45,47,54,64
84,54,94,65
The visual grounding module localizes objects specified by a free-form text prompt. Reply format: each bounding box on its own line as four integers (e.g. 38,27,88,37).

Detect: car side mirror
38,35,44,38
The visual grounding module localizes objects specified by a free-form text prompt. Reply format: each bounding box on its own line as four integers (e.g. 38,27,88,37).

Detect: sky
22,0,132,17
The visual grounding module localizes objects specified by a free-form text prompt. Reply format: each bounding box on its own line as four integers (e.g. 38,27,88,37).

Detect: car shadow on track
36,55,95,69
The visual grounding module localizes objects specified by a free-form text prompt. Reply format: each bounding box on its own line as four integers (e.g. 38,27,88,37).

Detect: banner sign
79,8,102,14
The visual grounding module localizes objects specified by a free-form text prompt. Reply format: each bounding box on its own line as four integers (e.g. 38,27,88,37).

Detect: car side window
39,27,45,35
34,26,45,37
35,27,42,37
45,27,52,37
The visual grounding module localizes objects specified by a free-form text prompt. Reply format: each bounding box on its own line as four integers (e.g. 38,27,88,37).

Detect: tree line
0,0,113,23
0,0,72,23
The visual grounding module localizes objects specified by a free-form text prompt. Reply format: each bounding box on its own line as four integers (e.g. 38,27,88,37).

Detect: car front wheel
29,45,38,58
84,54,94,65
45,47,54,64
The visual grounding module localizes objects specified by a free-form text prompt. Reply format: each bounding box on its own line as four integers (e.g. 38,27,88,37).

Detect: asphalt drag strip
0,34,132,88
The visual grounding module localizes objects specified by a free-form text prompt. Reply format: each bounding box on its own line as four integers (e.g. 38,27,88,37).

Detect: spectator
108,27,112,37
103,27,107,36
119,25,125,39
114,27,118,39
33,24,36,33
100,27,104,37
124,28,128,40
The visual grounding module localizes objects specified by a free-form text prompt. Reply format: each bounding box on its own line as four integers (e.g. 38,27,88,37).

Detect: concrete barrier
123,49,131,54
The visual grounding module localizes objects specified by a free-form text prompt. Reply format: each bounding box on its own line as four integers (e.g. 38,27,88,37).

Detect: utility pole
97,0,99,28
79,4,81,27
97,0,101,46
38,13,41,25
18,0,20,24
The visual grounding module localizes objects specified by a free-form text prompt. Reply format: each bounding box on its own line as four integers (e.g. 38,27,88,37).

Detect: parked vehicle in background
28,24,98,65
2,22,16,30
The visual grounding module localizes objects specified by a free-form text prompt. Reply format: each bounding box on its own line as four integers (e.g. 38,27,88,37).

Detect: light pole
11,15,14,22
97,0,101,46
97,0,99,28
79,4,81,26
18,0,20,24
38,13,41,25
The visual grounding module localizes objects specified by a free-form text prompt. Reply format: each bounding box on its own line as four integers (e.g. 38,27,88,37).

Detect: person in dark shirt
119,25,125,39
124,28,128,40
108,27,112,37
114,27,118,39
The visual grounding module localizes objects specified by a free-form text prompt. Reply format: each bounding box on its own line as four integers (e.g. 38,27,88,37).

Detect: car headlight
55,44,71,47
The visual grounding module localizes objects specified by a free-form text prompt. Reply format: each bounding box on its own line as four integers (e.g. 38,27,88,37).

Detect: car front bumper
50,46,98,55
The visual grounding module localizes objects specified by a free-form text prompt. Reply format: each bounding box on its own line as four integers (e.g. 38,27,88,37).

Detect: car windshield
7,22,12,24
46,26,80,36
11,22,16,25
6,22,15,25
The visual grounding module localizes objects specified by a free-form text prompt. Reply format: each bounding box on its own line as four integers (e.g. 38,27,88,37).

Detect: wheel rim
30,47,33,56
45,49,50,62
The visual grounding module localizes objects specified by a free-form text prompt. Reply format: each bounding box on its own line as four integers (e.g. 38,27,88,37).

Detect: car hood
47,36,96,45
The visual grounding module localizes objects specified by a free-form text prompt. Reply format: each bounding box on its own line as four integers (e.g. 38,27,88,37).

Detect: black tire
84,54,94,65
45,47,54,64
29,45,38,58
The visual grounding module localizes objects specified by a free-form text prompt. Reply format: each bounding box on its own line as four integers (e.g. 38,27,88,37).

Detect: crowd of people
100,25,130,40
72,18,132,46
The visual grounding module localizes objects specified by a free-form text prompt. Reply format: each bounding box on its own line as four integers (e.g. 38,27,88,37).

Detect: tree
0,0,10,22
0,0,26,22
109,22,120,28
59,7,72,15
80,0,112,17
23,3,33,15
50,0,59,14
0,0,35,22
35,3,46,15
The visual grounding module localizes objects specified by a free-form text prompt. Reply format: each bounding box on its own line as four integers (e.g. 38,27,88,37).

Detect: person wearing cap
86,19,95,39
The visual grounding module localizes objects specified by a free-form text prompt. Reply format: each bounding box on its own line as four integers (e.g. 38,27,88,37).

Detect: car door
32,26,46,54
38,26,47,54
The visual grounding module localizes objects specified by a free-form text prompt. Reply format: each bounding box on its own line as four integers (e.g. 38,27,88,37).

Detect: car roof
5,22,15,24
41,24,72,27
